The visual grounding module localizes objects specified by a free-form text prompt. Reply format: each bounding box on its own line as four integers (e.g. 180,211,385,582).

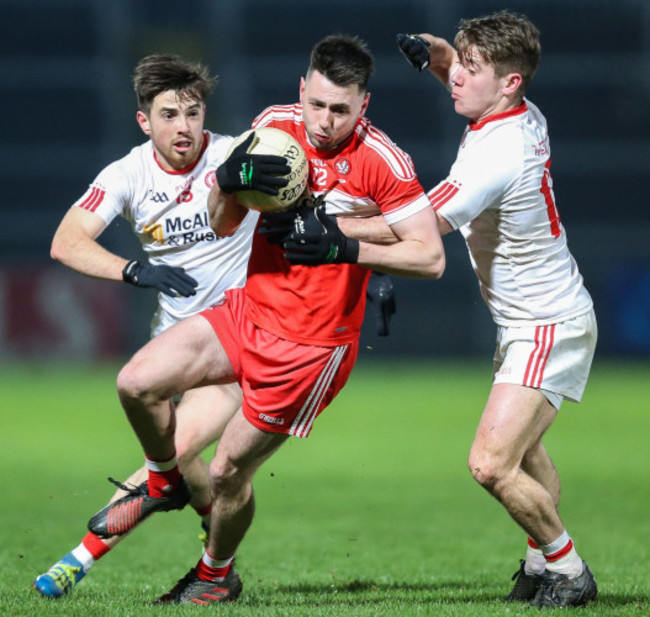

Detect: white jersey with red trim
243,103,430,346
72,131,258,336
429,99,592,326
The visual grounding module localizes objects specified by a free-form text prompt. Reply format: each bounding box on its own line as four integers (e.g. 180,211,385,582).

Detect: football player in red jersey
94,35,445,604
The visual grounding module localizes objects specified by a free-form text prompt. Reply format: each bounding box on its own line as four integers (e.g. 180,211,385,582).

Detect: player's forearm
208,184,247,237
337,214,398,245
51,231,128,282
51,212,127,281
357,238,445,279
355,207,445,278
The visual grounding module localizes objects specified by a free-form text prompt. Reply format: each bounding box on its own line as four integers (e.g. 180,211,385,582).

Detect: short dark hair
455,10,540,93
307,34,374,92
133,54,217,114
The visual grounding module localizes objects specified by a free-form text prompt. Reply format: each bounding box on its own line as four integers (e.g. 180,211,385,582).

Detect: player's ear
299,76,306,102
503,72,523,96
136,110,151,136
360,91,371,116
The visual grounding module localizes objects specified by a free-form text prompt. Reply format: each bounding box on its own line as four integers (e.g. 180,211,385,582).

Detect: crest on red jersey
335,158,351,175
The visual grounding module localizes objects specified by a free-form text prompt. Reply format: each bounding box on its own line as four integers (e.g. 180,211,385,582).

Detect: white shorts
492,309,597,410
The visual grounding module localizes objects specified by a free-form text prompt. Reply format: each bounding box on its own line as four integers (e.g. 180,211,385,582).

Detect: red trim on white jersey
289,345,347,438
78,186,106,213
152,132,209,175
523,325,556,388
428,181,461,211
469,102,528,132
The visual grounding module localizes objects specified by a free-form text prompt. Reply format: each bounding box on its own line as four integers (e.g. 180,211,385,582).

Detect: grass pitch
1,357,648,616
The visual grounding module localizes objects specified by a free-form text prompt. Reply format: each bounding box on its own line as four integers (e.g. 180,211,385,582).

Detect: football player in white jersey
397,10,598,609
33,54,290,599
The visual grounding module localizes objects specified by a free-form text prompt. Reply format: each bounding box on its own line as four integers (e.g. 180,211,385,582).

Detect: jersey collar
468,101,528,132
153,132,209,175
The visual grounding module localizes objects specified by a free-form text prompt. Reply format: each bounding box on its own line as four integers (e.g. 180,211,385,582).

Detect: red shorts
199,288,358,438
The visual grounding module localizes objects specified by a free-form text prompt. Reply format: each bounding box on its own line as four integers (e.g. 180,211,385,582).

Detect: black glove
216,132,291,195
366,271,396,336
122,260,198,297
258,193,323,245
266,201,359,265
396,33,431,71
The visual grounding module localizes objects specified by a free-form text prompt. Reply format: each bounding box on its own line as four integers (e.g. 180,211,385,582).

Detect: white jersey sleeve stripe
79,186,105,213
428,181,460,211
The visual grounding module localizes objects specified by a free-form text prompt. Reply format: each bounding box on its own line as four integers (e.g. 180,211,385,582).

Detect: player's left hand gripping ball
217,128,309,212
216,131,290,196
279,202,359,265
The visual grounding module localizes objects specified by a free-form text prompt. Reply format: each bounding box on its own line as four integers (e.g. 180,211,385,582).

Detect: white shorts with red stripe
492,309,597,410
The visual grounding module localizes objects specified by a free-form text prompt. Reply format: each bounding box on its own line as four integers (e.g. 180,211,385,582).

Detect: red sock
193,503,212,517
195,552,233,581
81,532,111,559
145,454,181,498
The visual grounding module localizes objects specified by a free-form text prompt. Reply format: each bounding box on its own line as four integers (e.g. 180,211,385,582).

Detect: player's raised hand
396,33,431,71
122,260,198,297
216,132,291,196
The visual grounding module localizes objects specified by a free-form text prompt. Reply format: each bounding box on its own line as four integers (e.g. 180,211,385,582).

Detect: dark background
2,0,648,361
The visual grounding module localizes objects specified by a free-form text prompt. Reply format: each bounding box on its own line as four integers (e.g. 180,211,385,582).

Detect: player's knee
209,455,245,498
116,360,159,407
468,449,506,493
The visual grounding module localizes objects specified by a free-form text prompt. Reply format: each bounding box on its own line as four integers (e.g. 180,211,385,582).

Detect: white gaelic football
227,127,309,212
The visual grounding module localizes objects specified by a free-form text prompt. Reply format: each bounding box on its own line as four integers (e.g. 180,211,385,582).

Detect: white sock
525,544,546,575
542,531,583,578
71,543,95,573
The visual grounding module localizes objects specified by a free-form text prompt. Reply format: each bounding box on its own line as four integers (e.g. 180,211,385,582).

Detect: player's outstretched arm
357,205,445,279
52,207,198,297
263,201,444,279
397,33,459,90
51,207,127,281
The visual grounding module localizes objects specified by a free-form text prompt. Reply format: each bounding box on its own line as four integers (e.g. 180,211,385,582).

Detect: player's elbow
423,248,445,280
50,234,67,263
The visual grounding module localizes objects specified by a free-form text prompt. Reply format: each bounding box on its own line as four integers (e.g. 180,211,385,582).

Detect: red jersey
243,103,430,346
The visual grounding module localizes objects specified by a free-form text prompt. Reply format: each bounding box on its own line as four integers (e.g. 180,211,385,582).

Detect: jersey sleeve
363,138,430,225
429,136,519,230
251,105,288,129
71,159,132,225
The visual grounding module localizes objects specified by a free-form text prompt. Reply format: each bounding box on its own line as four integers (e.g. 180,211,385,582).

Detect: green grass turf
1,357,648,616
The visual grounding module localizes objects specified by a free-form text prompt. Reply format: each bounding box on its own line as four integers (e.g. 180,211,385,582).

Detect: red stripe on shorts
523,325,555,388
